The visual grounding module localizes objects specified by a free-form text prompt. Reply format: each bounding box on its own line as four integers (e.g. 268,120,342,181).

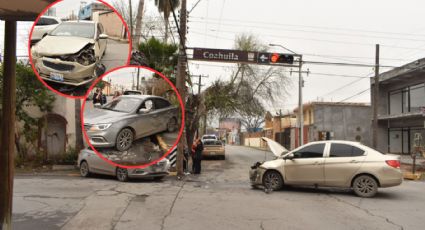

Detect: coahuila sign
192,48,257,63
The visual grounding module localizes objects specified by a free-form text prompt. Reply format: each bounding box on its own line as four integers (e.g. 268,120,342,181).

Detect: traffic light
270,53,294,64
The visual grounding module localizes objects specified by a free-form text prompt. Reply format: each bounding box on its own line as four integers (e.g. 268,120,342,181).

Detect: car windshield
124,91,142,95
50,23,95,38
101,97,141,113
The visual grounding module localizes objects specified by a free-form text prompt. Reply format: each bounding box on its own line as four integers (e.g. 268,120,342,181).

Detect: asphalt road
13,145,425,230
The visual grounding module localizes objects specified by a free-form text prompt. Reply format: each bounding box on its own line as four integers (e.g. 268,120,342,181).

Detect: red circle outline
81,65,186,169
27,0,133,99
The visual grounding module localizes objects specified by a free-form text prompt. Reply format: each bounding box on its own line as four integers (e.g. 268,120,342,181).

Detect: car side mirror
94,103,102,108
99,33,108,39
283,153,294,160
138,108,150,114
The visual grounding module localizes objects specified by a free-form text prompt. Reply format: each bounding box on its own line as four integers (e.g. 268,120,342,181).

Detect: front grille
43,60,74,71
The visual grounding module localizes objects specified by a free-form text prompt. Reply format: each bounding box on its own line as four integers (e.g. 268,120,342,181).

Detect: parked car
201,134,218,142
31,16,62,45
78,148,170,182
123,90,143,95
31,20,108,87
84,95,178,151
250,138,403,198
202,139,225,160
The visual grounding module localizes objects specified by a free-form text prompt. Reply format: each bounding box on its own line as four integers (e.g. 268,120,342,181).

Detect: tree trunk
134,0,144,48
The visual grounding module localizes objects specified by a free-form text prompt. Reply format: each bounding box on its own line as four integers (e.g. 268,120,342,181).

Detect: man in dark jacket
193,139,204,174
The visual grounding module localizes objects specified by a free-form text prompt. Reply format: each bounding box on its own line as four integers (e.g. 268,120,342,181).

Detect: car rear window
329,143,365,157
204,140,222,145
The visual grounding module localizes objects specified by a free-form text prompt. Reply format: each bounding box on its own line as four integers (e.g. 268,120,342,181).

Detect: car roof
304,140,363,146
120,95,167,100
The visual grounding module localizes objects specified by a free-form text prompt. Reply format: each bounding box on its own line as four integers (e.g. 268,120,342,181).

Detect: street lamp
269,43,304,146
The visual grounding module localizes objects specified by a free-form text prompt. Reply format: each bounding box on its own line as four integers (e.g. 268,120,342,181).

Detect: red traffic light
270,53,279,63
269,53,294,64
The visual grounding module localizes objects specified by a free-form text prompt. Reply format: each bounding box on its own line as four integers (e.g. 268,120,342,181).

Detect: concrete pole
0,20,17,230
372,44,380,148
176,0,187,177
298,55,304,146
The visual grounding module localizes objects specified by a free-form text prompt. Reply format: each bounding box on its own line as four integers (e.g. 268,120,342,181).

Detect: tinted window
293,144,325,158
154,98,171,109
36,17,59,26
329,144,365,157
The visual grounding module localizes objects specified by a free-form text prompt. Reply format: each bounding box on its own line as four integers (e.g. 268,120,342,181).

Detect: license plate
50,72,64,82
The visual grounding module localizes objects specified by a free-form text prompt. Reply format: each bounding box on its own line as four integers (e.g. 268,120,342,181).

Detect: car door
153,98,174,132
283,143,326,185
324,143,366,187
132,99,156,138
86,150,114,175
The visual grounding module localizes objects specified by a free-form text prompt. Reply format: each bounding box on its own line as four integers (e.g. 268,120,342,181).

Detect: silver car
84,95,178,151
78,148,171,182
250,138,403,198
31,21,108,86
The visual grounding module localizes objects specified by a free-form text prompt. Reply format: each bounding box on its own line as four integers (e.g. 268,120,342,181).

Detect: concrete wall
313,105,372,147
97,11,126,39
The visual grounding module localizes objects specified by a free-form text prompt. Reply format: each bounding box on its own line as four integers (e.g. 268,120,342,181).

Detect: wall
97,11,126,39
313,105,372,147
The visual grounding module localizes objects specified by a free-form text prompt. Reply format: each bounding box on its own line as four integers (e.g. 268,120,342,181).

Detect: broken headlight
251,161,263,169
60,45,96,66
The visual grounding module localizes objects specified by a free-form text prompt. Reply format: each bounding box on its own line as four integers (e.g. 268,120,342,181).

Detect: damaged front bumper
33,56,97,86
249,162,265,186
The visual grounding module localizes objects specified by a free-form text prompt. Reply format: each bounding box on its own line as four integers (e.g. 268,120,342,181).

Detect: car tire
116,128,133,151
116,167,129,182
262,170,283,191
221,155,226,160
153,176,165,181
80,161,90,177
352,175,378,198
166,117,177,132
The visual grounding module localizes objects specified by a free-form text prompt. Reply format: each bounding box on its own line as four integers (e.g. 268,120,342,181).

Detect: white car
201,134,218,142
31,21,108,87
31,16,61,45
250,138,403,197
78,148,170,182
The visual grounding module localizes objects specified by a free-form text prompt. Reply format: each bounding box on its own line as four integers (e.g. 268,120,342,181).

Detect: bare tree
134,0,145,48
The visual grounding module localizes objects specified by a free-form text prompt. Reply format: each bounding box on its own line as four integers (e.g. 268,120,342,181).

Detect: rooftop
374,58,425,85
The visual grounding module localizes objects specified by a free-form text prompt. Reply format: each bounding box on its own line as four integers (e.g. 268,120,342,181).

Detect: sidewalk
400,154,425,167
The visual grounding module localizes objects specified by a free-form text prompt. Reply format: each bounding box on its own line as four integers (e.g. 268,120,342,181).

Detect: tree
154,0,180,43
138,37,178,82
134,0,145,47
203,33,291,132
112,0,137,34
0,63,56,160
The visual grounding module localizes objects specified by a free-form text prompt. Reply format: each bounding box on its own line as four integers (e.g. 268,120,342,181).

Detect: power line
339,88,370,102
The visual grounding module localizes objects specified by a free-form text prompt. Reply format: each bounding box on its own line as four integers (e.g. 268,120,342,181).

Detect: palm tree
134,0,145,48
154,0,180,43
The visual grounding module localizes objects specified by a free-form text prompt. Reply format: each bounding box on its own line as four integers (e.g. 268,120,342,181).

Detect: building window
388,83,425,115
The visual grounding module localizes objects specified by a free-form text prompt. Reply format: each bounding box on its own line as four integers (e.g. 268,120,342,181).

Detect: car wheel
262,170,283,191
221,155,226,160
116,128,133,151
352,175,378,198
80,161,90,177
167,118,177,132
153,176,165,181
116,168,129,182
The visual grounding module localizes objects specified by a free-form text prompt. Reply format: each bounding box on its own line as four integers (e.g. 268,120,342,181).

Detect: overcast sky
103,66,155,90
2,0,425,114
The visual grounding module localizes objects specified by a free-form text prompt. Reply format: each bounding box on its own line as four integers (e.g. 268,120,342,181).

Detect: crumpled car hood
261,137,289,157
84,109,131,124
34,35,94,56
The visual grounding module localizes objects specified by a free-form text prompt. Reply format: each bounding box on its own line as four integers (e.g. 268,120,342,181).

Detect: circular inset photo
81,66,185,170
29,0,131,98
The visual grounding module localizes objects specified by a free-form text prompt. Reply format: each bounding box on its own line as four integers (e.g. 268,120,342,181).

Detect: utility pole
373,44,380,148
192,74,208,137
129,0,133,44
0,20,17,230
298,55,304,147
176,0,187,177
134,0,144,49
136,67,140,90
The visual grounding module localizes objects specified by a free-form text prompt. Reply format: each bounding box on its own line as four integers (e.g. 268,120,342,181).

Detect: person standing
93,88,100,105
193,139,204,174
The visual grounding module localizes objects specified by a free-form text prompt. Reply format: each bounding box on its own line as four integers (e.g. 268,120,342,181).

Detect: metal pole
0,20,17,230
298,55,304,146
129,0,133,45
176,0,187,177
136,67,140,91
373,44,380,148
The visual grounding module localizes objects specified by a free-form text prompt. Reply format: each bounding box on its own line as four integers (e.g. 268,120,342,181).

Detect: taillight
385,160,400,169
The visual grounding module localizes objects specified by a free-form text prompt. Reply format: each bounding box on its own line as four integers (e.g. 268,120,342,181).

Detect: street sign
257,52,270,64
192,48,257,64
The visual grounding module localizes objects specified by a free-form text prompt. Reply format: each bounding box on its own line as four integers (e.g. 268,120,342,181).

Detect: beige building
94,11,127,40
